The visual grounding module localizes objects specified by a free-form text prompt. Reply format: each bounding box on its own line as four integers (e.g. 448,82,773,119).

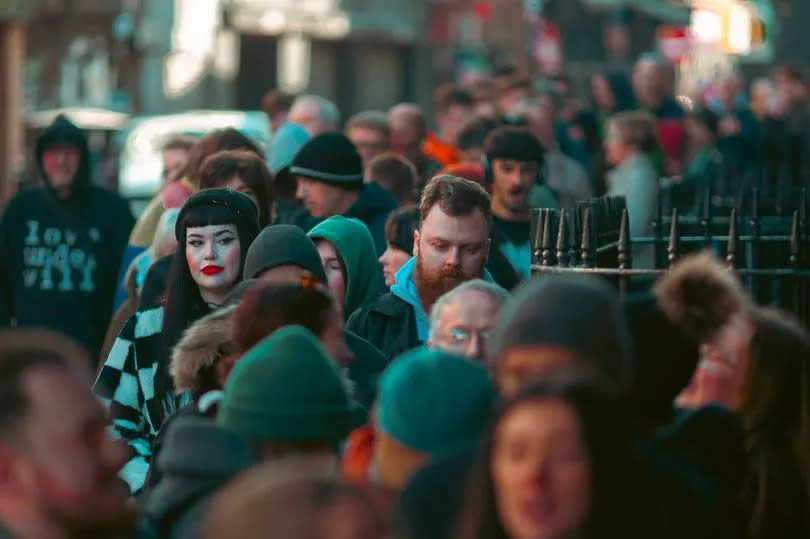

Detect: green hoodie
308,216,380,316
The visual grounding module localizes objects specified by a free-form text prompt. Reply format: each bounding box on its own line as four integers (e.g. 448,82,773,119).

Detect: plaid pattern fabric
94,306,174,494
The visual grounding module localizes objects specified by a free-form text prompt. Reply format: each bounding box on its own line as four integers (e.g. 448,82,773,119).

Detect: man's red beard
415,257,482,313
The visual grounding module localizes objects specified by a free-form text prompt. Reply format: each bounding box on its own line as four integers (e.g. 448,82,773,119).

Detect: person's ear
413,230,420,257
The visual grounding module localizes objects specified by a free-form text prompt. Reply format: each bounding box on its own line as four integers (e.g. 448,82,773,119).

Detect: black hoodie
0,115,134,364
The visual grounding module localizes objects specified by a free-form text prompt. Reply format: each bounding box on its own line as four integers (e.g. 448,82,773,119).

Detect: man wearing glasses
427,279,509,364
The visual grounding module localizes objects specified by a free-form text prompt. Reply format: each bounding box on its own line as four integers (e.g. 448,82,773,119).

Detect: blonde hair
608,110,660,155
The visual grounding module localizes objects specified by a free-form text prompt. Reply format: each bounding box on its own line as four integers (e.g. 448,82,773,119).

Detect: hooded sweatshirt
307,216,382,315
140,416,258,539
0,115,134,364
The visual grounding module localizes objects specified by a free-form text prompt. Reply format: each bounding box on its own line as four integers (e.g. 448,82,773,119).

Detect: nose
378,249,389,266
295,179,306,200
465,333,485,361
203,240,216,260
446,246,461,268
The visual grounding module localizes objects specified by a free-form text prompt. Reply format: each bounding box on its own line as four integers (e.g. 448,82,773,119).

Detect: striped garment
94,305,183,494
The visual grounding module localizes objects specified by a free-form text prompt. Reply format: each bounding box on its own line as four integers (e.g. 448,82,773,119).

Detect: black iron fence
529,191,810,325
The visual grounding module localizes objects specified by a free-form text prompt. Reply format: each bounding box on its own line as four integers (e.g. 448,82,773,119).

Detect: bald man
388,104,441,186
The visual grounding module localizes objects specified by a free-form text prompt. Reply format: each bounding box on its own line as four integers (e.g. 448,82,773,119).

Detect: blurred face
632,60,662,109
7,366,133,536
347,126,389,166
414,206,490,310
716,75,740,108
439,104,473,145
500,88,531,117
591,75,615,112
162,147,189,185
524,107,556,149
379,244,412,287
42,145,80,197
223,174,260,211
492,159,537,217
316,240,347,311
685,117,713,149
497,346,580,397
185,224,242,304
296,177,354,218
430,290,502,362
288,103,327,136
605,124,631,167
388,110,424,153
492,398,591,539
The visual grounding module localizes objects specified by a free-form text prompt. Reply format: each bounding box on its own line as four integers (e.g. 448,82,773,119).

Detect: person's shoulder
365,292,412,316
88,186,133,211
2,186,45,213
347,293,412,329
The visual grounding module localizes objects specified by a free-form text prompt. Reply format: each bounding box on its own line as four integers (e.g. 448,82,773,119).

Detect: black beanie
243,224,328,282
289,132,364,188
175,188,260,243
484,126,544,163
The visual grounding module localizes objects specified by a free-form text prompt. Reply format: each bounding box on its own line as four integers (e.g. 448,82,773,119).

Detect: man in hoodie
347,175,494,360
292,132,397,254
141,326,351,539
0,115,134,366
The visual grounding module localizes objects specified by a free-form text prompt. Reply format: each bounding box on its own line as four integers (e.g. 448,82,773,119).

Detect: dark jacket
346,292,419,362
345,329,388,419
346,181,397,256
140,416,258,539
0,115,134,365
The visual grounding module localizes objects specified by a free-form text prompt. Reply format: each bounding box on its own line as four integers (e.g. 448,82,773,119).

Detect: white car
117,110,270,212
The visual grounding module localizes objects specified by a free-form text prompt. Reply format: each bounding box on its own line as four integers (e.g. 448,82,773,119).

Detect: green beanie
217,325,352,442
376,348,495,458
307,216,379,315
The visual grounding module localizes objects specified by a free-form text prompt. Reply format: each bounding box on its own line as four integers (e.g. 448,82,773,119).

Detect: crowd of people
0,51,808,539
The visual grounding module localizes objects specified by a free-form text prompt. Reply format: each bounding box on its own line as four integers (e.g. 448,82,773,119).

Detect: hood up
35,114,91,203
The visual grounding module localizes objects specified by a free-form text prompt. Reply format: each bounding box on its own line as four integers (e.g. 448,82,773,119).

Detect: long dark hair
456,369,640,539
159,203,258,403
742,307,810,538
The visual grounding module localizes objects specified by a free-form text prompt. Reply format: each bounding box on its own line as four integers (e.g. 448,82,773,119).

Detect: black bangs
180,203,240,233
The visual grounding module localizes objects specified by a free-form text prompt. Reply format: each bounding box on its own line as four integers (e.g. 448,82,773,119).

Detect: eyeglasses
445,328,493,347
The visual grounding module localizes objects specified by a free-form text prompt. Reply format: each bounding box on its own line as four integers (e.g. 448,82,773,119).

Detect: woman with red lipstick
94,188,260,495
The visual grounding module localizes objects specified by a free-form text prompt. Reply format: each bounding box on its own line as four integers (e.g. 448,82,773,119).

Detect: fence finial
581,207,595,269
618,208,632,270
791,209,801,268
532,209,545,266
541,209,553,267
726,208,739,268
556,209,569,267
667,208,679,269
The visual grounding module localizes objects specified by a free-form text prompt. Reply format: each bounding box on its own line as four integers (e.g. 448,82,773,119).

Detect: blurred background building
0,0,804,202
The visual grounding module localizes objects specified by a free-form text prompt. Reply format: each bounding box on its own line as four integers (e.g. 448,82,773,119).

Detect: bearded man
347,175,494,360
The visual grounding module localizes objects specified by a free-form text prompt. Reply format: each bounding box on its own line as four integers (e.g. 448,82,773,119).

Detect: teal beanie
217,325,352,442
376,348,495,458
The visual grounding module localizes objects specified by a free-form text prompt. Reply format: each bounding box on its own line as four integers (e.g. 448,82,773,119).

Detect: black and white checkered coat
94,305,180,493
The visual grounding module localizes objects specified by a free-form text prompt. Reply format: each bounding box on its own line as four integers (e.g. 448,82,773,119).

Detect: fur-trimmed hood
170,305,237,395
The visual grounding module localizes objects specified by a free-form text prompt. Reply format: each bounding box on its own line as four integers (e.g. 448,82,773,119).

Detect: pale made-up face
10,366,133,535
296,177,353,218
492,159,537,216
42,145,81,197
316,240,347,311
430,290,502,362
378,244,412,287
491,398,592,539
185,224,242,304
414,206,490,285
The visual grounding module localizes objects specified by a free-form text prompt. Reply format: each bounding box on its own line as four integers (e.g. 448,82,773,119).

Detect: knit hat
175,188,260,243
376,348,495,458
491,275,635,390
243,225,327,282
217,325,352,442
307,216,378,315
289,132,363,188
